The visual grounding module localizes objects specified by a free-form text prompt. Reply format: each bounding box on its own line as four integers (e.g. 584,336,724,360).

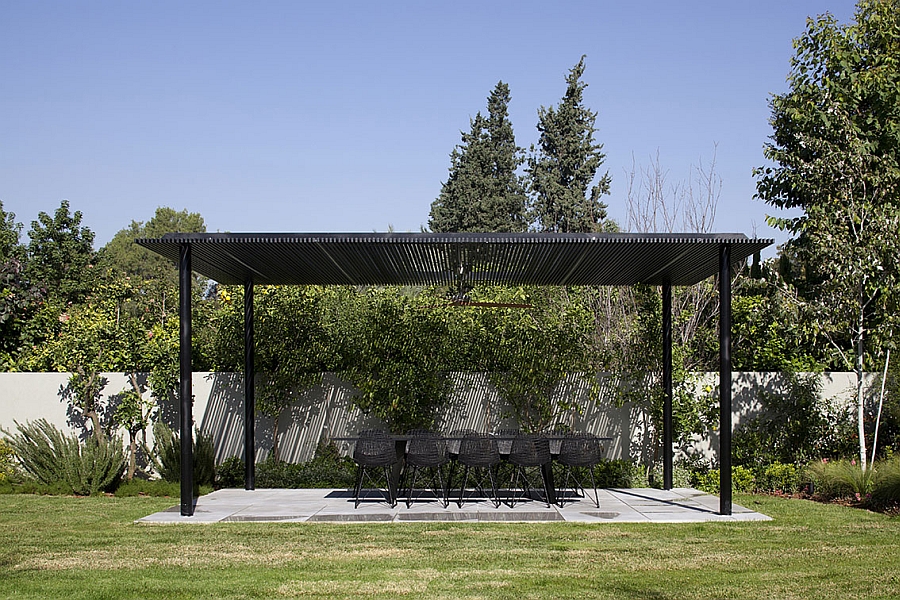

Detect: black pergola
138,232,772,517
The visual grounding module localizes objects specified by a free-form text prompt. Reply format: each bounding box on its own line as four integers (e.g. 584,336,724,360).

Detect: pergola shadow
137,232,772,518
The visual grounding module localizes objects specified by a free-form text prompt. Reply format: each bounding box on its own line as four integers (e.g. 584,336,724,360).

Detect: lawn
0,493,897,599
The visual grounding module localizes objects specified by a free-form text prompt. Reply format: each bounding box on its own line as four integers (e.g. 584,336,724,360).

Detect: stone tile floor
138,487,771,524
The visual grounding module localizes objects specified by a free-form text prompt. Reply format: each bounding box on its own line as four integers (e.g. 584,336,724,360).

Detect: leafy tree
25,200,99,305
528,56,612,233
334,287,454,433
0,201,23,263
479,286,599,433
754,0,900,467
102,206,206,283
429,82,529,233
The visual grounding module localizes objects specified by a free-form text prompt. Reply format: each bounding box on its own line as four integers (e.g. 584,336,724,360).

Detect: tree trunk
856,306,867,469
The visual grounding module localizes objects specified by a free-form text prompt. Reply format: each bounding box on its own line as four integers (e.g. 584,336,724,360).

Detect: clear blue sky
1,1,858,256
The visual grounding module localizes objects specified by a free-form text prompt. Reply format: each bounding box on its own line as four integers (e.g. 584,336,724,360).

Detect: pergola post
719,244,733,515
244,280,256,490
179,243,194,517
662,282,673,490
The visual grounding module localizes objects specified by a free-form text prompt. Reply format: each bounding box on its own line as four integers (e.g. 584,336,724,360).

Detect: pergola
138,231,772,517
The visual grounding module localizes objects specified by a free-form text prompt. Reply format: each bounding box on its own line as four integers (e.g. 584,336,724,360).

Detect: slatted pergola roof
137,232,771,287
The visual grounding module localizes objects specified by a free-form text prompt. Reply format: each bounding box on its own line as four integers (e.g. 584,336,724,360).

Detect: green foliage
215,456,245,488
101,206,206,284
4,419,124,495
336,287,453,433
756,462,802,494
528,56,611,233
24,199,99,305
805,459,875,500
0,257,44,369
429,81,529,233
733,372,855,466
113,478,212,498
871,457,900,507
254,453,357,489
592,459,645,488
482,287,599,432
731,270,823,372
754,0,900,466
0,439,16,482
694,465,756,494
154,423,215,487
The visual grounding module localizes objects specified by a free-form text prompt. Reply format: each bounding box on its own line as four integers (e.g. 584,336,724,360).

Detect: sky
1,1,859,257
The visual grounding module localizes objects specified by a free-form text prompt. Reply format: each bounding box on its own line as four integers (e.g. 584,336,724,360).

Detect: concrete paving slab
137,487,771,524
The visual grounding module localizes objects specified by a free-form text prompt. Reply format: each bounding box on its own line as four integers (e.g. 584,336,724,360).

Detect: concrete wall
0,371,873,466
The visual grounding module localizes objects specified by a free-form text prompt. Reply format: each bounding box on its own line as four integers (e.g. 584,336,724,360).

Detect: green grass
0,494,898,599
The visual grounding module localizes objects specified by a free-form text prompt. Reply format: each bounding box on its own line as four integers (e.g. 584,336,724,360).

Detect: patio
138,487,771,524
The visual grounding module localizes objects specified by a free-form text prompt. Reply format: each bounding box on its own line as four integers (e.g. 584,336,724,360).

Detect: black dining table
332,434,613,507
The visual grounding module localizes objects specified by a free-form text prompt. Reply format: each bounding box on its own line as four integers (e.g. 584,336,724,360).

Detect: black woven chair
507,433,552,507
352,429,399,508
403,430,450,508
556,433,603,508
456,432,502,508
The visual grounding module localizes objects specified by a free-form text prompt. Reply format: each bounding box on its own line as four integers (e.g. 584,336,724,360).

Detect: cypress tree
528,56,611,233
429,82,528,233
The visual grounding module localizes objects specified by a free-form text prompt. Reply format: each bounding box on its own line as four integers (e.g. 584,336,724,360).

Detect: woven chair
456,432,502,508
556,433,603,508
352,429,399,508
403,430,450,508
507,433,552,507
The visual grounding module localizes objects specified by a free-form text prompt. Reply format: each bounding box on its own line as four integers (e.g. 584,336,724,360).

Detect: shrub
871,458,900,508
113,478,213,498
154,423,216,487
0,439,17,482
648,462,693,489
594,459,644,488
216,456,245,488
693,465,756,494
255,449,356,489
734,372,854,466
756,462,801,494
5,419,124,495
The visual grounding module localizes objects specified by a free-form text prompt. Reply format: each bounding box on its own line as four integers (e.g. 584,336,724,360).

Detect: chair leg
457,466,470,508
587,465,599,508
354,465,365,509
406,466,419,508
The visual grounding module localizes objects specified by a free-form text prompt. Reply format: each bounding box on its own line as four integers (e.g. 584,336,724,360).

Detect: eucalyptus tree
429,81,529,233
754,0,900,467
528,56,612,233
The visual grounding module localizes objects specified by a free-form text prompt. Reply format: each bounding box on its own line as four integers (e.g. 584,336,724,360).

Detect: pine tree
429,82,528,233
528,56,611,233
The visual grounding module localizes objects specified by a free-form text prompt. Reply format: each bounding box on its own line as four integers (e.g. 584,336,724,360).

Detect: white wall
0,371,875,465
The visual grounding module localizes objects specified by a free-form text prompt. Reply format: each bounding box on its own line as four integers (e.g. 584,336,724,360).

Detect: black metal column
179,243,194,517
719,244,733,516
662,282,673,490
244,280,255,490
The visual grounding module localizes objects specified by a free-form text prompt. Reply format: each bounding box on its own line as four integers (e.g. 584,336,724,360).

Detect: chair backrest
509,433,551,466
458,432,500,467
406,430,448,467
558,433,603,466
353,429,397,467
446,428,476,455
